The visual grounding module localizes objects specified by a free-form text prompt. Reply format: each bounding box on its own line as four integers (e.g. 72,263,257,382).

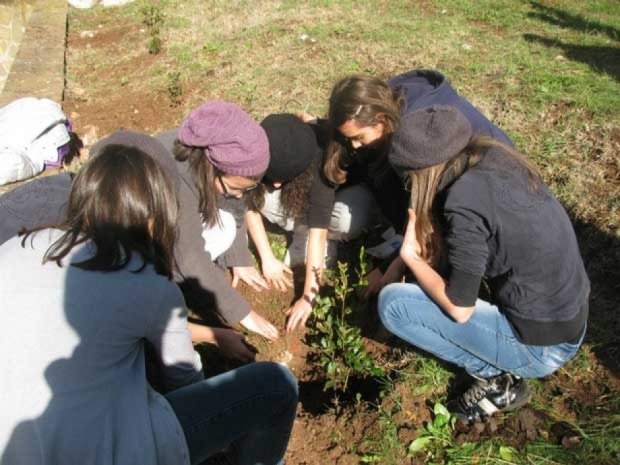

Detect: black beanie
388,105,473,171
260,114,319,183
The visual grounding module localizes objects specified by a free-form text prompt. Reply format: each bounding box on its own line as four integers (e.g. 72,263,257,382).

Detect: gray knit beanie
388,105,473,171
177,100,269,177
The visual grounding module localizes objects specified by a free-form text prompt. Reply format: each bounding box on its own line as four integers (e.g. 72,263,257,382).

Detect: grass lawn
61,1,620,463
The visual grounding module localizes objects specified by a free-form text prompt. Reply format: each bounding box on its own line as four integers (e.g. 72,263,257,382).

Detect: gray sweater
0,230,203,465
157,130,253,323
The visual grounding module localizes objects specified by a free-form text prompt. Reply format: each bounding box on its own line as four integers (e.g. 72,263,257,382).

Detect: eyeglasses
218,176,259,198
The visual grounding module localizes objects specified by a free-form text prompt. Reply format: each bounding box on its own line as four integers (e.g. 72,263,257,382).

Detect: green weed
408,403,458,461
408,403,524,464
140,0,165,54
267,233,287,263
166,71,182,106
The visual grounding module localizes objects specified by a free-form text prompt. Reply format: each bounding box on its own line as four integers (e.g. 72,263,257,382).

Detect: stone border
0,0,67,107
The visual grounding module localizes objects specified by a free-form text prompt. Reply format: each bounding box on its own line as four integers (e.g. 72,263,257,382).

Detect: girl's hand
285,298,313,333
211,327,257,363
261,256,293,291
240,310,279,341
363,257,406,299
232,266,270,292
363,267,385,299
400,209,422,263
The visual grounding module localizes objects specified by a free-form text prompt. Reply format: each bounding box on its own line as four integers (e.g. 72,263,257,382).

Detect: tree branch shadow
525,2,620,82
529,1,620,41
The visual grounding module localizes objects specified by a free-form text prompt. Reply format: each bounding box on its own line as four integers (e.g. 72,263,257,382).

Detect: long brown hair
406,136,541,265
25,145,179,278
173,140,262,227
324,74,403,184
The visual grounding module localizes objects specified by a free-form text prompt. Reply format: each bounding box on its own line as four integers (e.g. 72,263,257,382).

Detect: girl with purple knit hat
156,100,283,342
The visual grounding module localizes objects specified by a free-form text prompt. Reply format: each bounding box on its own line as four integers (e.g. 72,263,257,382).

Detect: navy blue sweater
347,69,514,235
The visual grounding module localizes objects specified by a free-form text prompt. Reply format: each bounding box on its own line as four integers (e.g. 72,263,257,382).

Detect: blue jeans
165,362,298,465
378,283,584,379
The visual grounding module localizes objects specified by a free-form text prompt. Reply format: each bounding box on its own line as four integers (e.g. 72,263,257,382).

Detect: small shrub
140,1,165,54
166,71,182,106
308,247,385,393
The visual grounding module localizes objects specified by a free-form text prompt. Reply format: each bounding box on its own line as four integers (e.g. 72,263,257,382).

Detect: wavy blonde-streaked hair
324,74,403,185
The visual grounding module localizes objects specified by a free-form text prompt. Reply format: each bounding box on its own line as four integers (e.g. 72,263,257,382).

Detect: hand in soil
240,310,279,341
285,298,313,333
364,258,407,299
364,267,385,299
211,327,258,363
261,256,293,291
231,266,270,292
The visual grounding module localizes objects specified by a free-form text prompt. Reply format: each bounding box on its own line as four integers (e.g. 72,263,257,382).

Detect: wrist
302,294,316,306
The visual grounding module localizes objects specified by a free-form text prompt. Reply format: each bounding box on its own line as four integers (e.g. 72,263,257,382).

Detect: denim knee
378,283,421,333
378,283,397,331
258,362,299,403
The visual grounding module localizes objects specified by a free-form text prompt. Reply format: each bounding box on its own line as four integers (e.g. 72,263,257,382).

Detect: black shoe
449,373,531,423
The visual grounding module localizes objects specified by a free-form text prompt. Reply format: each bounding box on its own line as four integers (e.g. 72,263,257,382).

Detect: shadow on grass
524,34,620,82
573,216,620,378
525,1,620,81
529,1,620,41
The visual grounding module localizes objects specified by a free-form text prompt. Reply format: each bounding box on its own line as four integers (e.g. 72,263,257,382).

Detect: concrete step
0,0,67,107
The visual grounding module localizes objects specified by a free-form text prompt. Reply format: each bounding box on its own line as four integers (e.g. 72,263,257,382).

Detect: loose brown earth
50,8,620,465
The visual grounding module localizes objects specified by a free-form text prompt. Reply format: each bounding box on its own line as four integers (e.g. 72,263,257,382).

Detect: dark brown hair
324,74,404,184
25,144,179,278
278,161,315,219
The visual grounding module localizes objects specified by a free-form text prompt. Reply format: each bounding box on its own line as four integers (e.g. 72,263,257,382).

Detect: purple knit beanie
177,100,269,177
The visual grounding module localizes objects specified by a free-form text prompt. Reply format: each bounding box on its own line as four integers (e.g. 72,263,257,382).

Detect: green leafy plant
267,233,287,262
407,403,457,460
308,247,384,392
408,403,520,464
166,71,182,106
140,1,165,54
